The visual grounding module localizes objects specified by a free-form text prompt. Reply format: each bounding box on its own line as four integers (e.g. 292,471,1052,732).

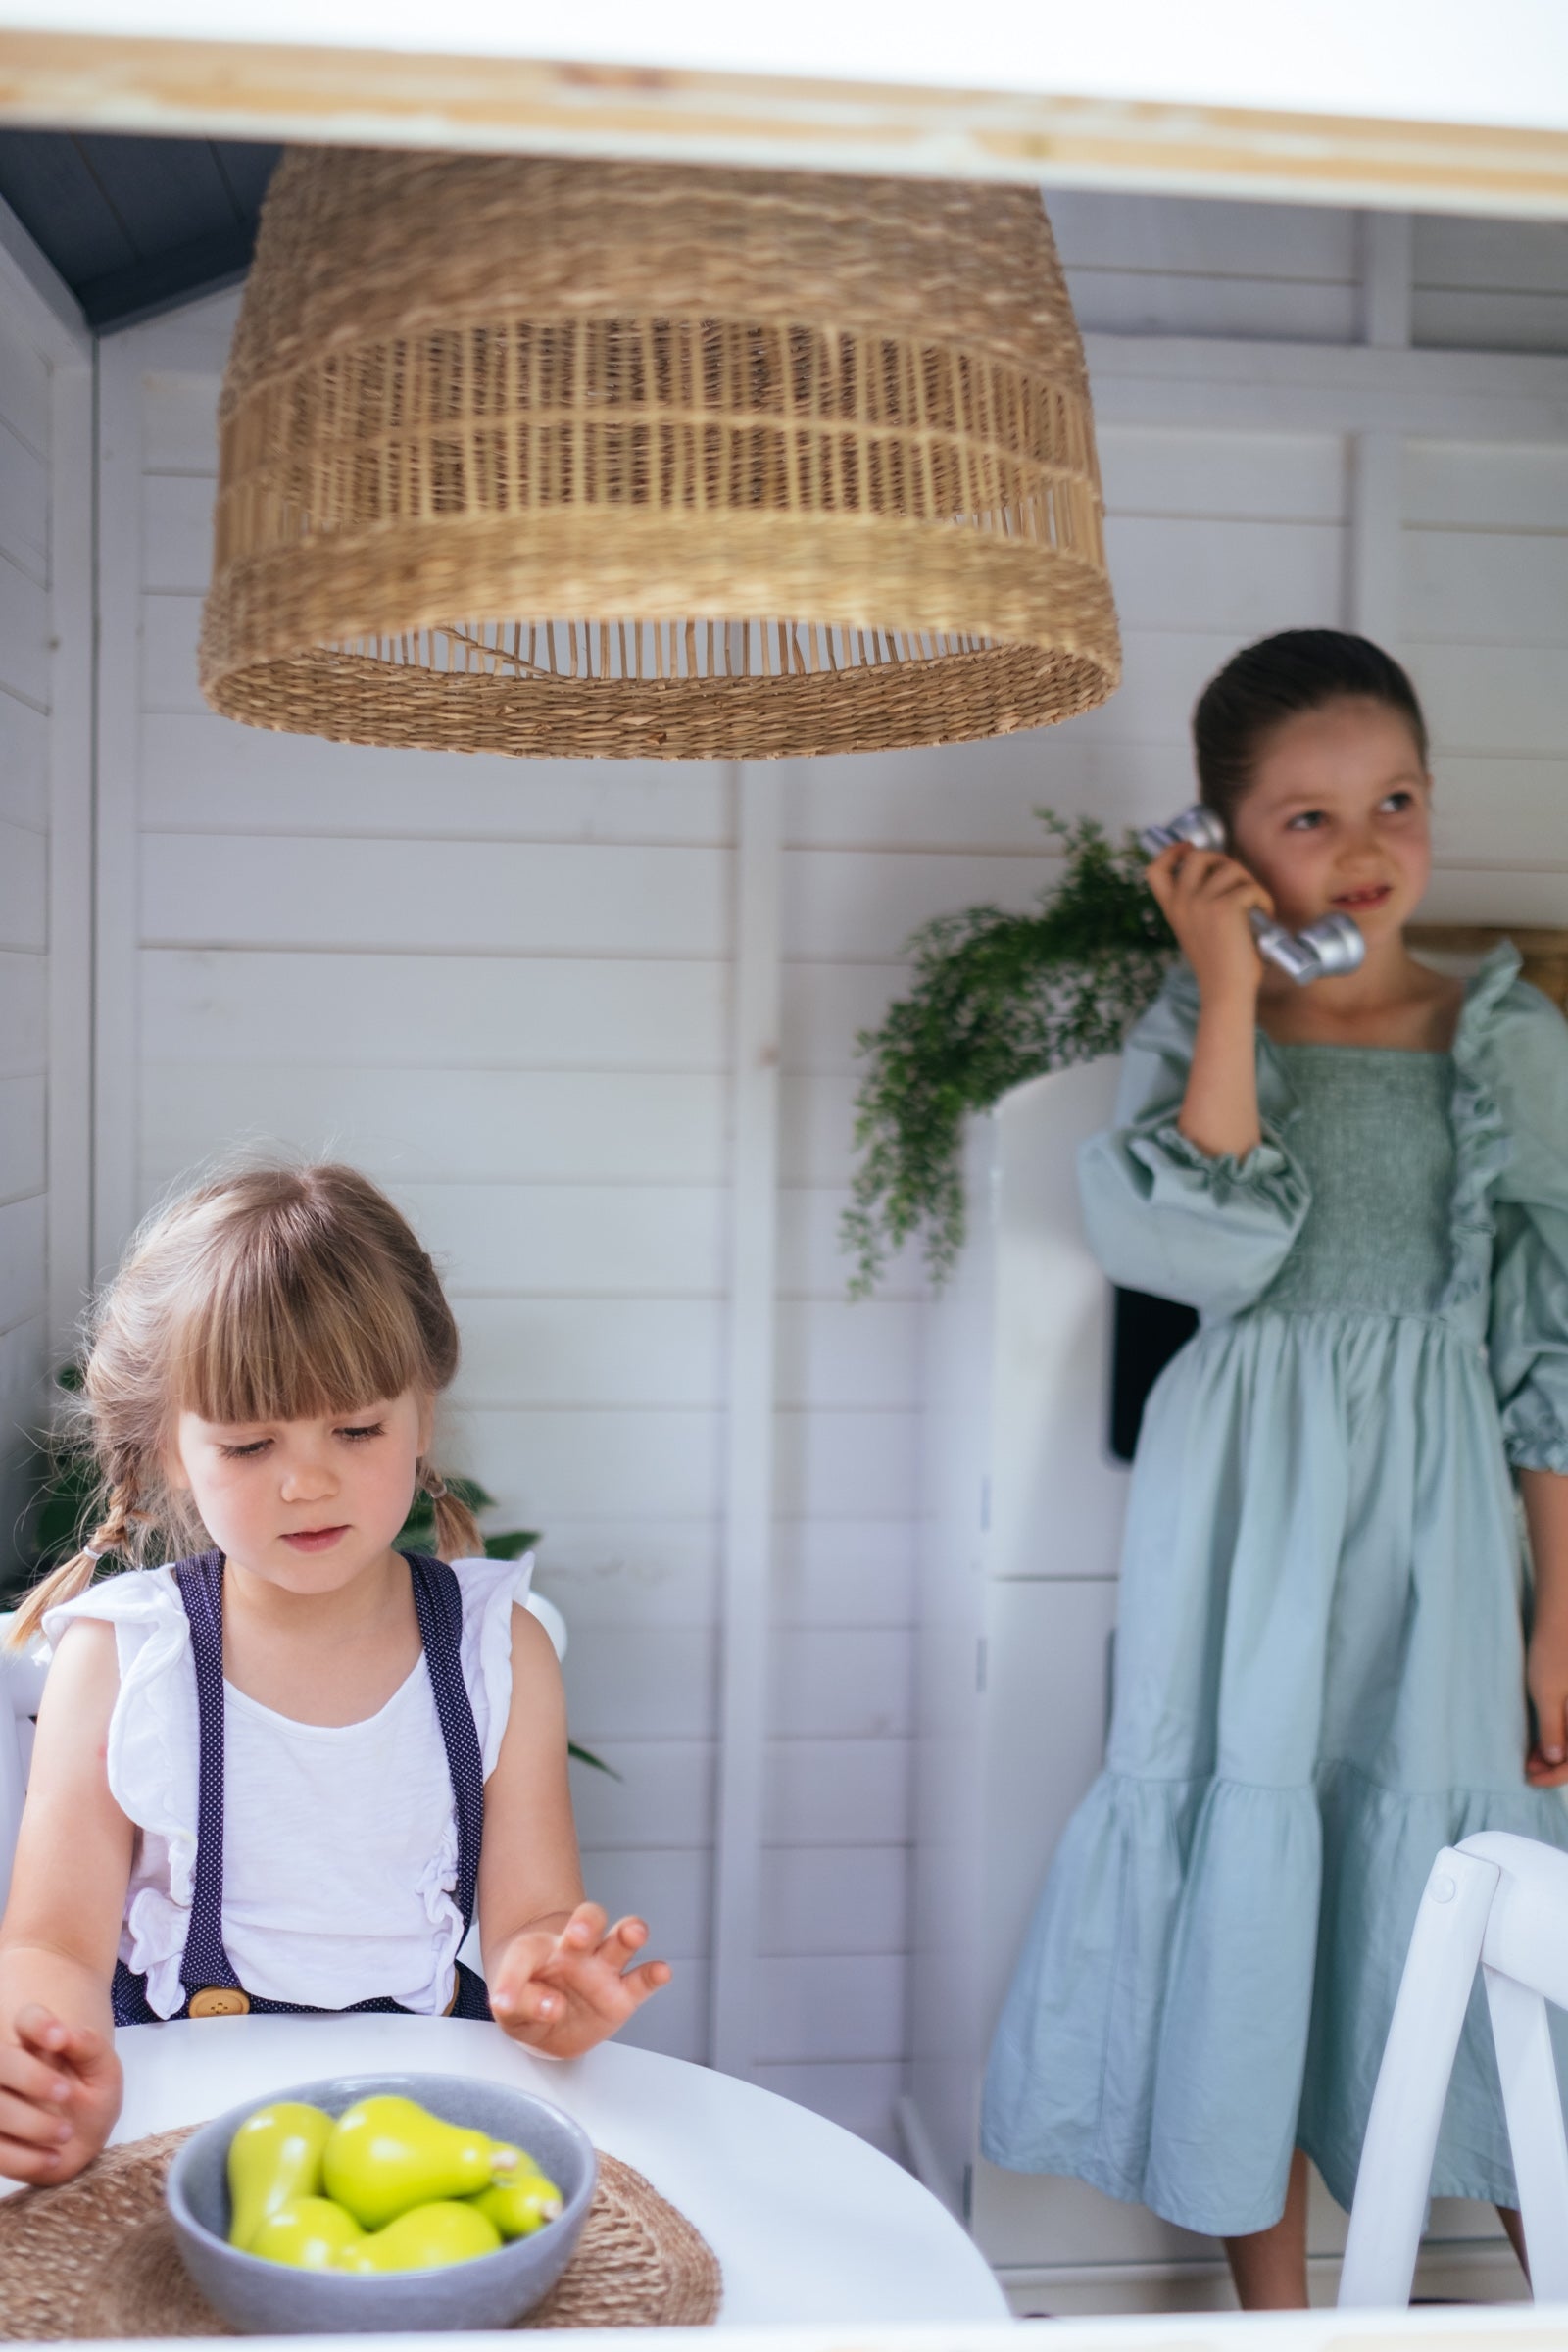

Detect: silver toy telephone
1139,804,1365,987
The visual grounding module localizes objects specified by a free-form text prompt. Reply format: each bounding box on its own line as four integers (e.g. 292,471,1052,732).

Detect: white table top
107,2013,1006,2328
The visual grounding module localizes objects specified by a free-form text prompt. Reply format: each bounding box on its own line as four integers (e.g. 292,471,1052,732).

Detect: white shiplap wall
1412,216,1568,354
90,190,1568,2153
0,293,51,1572
0,230,90,1592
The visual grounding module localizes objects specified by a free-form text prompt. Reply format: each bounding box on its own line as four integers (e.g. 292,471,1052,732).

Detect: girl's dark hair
1194,629,1429,836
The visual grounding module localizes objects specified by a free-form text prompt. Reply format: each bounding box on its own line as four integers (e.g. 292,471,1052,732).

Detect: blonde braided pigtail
422,1470,484,1563
6,1482,144,1650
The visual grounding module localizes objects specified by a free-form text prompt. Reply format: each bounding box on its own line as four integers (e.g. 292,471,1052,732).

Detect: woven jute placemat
0,2127,721,2336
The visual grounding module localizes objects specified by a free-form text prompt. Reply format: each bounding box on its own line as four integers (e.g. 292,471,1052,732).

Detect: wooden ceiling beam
1,30,1567,218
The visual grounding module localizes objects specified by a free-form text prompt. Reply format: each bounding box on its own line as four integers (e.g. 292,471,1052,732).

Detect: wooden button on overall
188,1987,250,2018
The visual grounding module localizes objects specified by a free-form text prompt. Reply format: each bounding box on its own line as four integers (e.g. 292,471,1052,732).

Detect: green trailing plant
842,813,1175,1297
8,1387,615,1777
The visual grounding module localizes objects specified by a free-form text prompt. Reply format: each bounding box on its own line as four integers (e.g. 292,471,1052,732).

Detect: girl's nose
280,1457,336,1499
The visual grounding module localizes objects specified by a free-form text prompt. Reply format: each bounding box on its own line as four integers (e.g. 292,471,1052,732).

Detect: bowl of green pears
166,2073,597,2332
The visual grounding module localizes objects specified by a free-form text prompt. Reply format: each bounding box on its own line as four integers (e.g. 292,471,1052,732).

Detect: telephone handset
1139,804,1364,987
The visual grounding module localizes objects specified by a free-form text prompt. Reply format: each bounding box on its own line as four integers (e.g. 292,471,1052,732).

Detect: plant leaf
842,814,1173,1295
482,1531,541,1561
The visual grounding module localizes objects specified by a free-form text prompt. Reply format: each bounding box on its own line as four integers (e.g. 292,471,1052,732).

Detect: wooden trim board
994,2244,1529,2319
1,32,1567,216
711,760,780,2080
89,329,142,1278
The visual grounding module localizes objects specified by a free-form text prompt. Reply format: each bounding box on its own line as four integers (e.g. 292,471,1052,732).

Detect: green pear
338,2200,503,2273
470,2174,564,2238
322,2095,519,2229
226,2102,334,2249
248,2197,366,2270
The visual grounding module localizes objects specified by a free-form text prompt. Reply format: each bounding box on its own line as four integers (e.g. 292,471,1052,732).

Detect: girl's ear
415,1392,436,1458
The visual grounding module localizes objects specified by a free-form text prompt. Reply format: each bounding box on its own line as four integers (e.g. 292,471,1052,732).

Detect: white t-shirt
43,1556,553,2018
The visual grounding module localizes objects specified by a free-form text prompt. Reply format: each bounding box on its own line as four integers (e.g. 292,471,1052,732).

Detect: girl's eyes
217,1422,384,1460
1286,792,1415,833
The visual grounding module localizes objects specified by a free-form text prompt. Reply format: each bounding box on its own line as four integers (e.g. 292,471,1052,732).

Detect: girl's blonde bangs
170,1211,428,1427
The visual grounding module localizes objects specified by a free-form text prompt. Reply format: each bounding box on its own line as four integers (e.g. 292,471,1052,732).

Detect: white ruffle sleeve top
43,1555,555,2019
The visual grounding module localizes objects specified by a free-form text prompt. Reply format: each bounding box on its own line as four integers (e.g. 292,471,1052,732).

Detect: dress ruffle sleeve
1463,952,1568,1474
42,1567,199,2019
451,1552,549,1781
1077,967,1311,1319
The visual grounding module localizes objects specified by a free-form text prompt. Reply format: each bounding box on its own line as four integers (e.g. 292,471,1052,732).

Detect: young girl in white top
0,1161,668,2186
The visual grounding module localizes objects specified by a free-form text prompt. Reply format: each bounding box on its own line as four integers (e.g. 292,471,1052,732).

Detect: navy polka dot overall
111,1551,493,2026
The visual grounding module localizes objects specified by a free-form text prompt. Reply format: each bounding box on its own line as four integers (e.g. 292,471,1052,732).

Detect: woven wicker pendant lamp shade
200,150,1120,760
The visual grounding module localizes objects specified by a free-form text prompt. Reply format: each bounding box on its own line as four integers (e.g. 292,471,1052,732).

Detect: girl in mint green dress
982,631,1568,2307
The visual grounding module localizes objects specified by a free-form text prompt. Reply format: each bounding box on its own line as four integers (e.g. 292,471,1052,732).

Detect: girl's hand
1147,841,1272,1006
488,1903,670,2058
0,2004,122,2184
1525,1625,1568,1788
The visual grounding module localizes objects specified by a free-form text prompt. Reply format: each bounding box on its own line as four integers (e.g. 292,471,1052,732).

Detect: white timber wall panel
0,236,91,1587
1412,216,1568,354
96,206,1568,2159
1400,438,1568,914
1050,194,1359,344
0,300,51,1571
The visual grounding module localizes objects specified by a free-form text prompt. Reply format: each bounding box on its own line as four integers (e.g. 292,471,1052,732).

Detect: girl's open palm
488,1903,670,2056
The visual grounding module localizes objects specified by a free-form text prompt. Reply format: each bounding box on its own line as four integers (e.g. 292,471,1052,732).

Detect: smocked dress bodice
1258,1047,1455,1320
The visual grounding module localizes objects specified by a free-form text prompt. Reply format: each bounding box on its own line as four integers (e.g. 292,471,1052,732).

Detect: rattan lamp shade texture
200,151,1121,760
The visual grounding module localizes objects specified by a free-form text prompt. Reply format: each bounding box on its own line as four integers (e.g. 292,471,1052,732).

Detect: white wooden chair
1339,1830,1568,2306
0,1614,48,1911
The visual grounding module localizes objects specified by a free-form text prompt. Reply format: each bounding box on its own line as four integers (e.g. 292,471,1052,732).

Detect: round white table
108,2013,1006,2327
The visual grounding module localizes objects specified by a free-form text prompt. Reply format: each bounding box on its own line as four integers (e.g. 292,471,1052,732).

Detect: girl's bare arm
0,1619,131,2179
477,1606,667,2056
1522,1469,1568,1788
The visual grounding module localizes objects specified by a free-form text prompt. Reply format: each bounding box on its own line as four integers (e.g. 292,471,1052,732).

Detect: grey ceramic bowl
166,2070,597,2334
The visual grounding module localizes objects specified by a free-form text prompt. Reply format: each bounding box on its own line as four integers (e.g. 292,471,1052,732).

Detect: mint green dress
982,945,1568,2236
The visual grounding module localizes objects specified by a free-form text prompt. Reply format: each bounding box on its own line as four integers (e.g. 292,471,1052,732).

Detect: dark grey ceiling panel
0,129,137,284
74,132,243,256
79,225,259,333
212,141,284,217
0,130,280,329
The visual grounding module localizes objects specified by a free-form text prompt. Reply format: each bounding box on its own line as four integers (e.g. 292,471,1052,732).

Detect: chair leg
1484,1967,1568,2302
0,1717,27,1913
1339,1848,1498,2308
